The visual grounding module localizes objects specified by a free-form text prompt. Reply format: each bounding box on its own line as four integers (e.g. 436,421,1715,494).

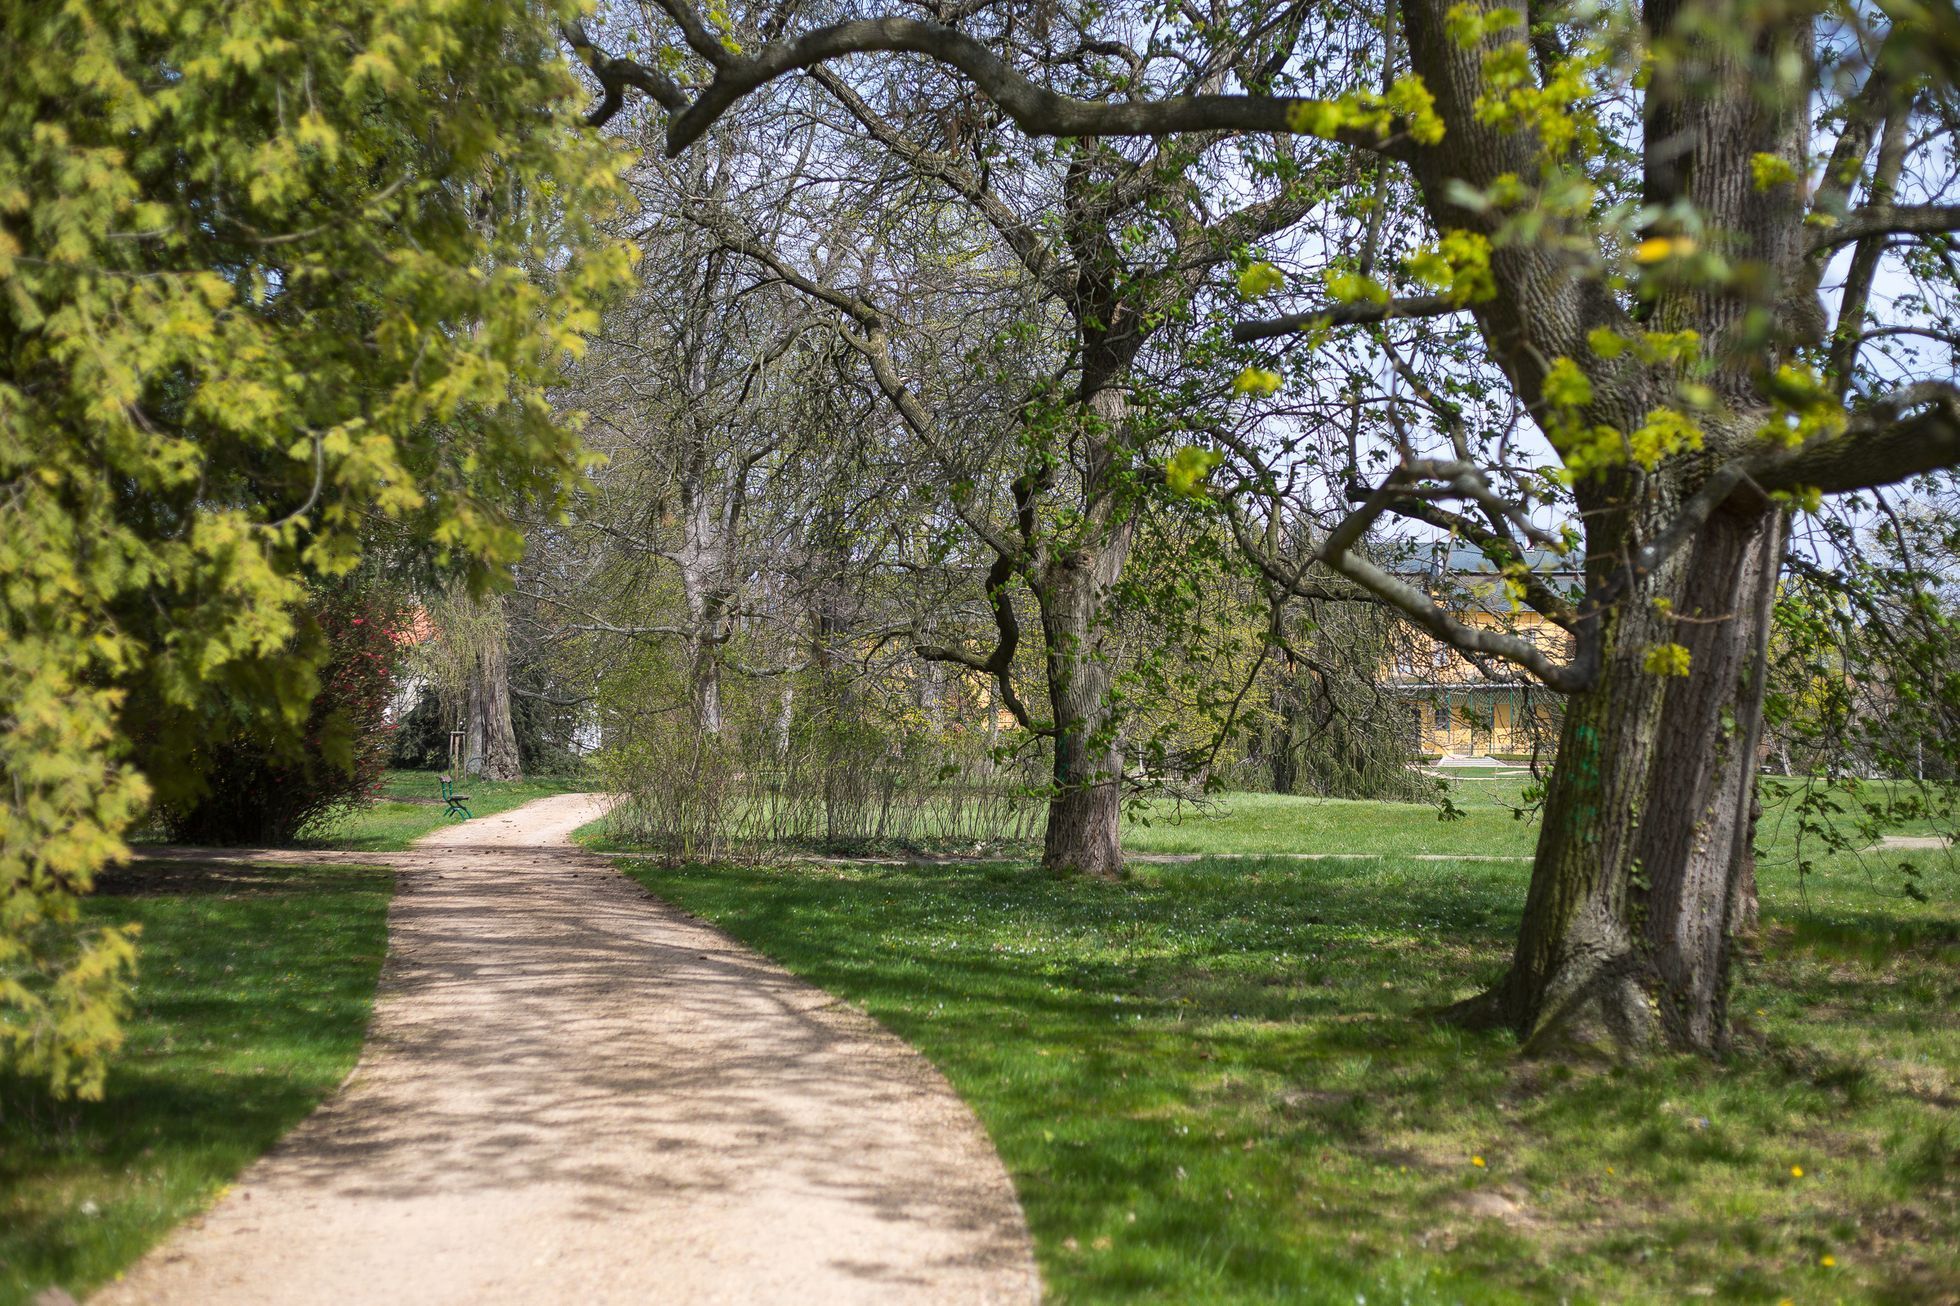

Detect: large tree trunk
1029,367,1137,879
1633,505,1785,1048
465,632,523,782
1469,505,1786,1056
1487,601,1675,1053
1038,546,1129,879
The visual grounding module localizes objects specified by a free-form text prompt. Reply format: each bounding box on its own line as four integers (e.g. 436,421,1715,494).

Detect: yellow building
1388,542,1575,760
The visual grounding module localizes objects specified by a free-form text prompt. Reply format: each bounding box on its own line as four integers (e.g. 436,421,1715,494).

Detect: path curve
100,795,1039,1305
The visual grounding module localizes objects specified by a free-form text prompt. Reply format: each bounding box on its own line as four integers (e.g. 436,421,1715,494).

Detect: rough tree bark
465,629,523,781
1634,505,1785,1044
1036,536,1132,878
1032,376,1137,880
1477,533,1686,1052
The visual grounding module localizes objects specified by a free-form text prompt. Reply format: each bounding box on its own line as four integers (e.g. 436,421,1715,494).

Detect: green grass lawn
307,768,588,851
606,787,1960,1304
0,859,391,1305
1123,782,1539,858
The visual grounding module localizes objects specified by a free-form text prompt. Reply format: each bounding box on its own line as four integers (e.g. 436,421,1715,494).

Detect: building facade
1387,541,1576,760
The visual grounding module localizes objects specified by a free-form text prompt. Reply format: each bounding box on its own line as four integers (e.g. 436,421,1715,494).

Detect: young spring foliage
0,0,628,1095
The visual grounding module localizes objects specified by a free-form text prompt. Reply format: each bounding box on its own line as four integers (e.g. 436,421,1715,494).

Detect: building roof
1385,538,1581,580
1438,541,1580,576
1380,537,1583,616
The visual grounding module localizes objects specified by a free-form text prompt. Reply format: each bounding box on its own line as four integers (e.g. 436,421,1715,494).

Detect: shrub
152,589,407,845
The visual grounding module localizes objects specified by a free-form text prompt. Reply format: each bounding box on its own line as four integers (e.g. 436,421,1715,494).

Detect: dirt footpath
98,795,1039,1305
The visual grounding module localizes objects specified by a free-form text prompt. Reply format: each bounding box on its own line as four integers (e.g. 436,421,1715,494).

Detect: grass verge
0,859,391,1305
606,826,1959,1303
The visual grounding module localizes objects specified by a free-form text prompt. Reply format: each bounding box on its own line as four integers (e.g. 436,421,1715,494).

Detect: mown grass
1123,781,1538,858
606,786,1960,1304
0,860,391,1305
307,767,587,851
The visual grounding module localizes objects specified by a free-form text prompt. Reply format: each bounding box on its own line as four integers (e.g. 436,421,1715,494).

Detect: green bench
439,773,472,820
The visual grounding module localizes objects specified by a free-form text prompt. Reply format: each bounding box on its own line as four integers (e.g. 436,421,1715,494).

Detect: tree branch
561,20,687,126
642,7,1417,159
1232,294,1462,343
1751,382,1960,496
1809,203,1960,252
1312,469,1590,692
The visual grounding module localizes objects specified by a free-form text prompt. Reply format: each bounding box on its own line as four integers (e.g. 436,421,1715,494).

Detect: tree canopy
0,0,627,1094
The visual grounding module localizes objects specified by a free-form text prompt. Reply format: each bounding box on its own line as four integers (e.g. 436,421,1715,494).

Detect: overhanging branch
626,5,1418,159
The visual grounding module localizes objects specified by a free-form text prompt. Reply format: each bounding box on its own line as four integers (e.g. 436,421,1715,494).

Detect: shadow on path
97,796,1038,1306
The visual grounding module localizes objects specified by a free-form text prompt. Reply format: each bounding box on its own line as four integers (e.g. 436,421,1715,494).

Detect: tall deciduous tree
0,0,625,1093
582,0,1960,1051
578,3,1375,875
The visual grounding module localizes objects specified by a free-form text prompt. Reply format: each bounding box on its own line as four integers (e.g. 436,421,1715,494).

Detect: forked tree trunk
466,634,523,782
1469,507,1786,1055
1634,505,1784,1048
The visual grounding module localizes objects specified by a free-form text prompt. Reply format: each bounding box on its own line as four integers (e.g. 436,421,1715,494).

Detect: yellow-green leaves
1751,152,1800,191
1538,357,1621,481
1,0,627,1096
1774,485,1826,514
1402,230,1495,304
1586,325,1702,369
1165,446,1225,496
1587,325,1628,359
1445,3,1524,47
1627,409,1704,469
1542,357,1593,409
1286,76,1445,148
1233,367,1283,398
1472,25,1607,158
1758,364,1849,448
1325,270,1390,305
1385,77,1447,147
1644,643,1693,677
1542,352,1706,479
1236,260,1286,299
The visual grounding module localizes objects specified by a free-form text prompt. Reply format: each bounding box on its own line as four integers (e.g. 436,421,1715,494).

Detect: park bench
439,773,472,821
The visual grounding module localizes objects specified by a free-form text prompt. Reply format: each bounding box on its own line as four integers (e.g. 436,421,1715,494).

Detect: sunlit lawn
607,785,1960,1304
0,860,391,1306
1123,780,1539,858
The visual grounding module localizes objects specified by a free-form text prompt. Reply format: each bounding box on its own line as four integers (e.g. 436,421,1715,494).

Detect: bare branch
1809,203,1960,252
561,20,687,126
1232,295,1462,343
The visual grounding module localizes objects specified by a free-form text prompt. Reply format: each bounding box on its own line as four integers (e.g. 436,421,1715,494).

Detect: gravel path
98,795,1039,1305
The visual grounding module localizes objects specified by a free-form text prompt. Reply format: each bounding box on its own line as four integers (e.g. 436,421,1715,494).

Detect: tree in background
1760,475,1960,910
409,591,526,783
0,0,625,1094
